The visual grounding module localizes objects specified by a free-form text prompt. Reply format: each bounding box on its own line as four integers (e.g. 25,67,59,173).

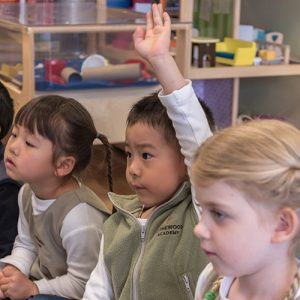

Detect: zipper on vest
182,273,194,300
132,224,146,300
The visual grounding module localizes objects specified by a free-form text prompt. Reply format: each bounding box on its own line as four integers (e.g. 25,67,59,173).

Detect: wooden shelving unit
181,0,300,124
1,0,299,139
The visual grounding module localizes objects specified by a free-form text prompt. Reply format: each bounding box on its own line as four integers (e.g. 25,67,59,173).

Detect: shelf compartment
189,64,300,79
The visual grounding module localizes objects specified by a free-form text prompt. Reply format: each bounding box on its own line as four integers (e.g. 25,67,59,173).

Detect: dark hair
15,95,113,191
0,81,14,140
198,99,216,132
126,92,179,147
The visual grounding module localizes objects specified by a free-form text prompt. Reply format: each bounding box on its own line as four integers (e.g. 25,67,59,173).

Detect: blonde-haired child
193,119,300,299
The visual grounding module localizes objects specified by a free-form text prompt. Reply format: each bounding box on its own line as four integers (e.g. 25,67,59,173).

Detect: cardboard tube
81,64,141,81
61,67,82,83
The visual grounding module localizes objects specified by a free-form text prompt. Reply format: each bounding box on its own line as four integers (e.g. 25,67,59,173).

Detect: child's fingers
0,288,5,299
162,11,171,28
133,26,145,47
0,277,10,293
133,26,145,40
0,272,11,291
152,3,163,26
157,3,163,18
2,266,17,277
146,11,153,32
0,277,9,286
0,283,8,294
2,265,18,273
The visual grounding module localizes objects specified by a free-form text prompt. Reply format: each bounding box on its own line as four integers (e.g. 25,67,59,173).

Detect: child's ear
54,156,76,177
271,207,299,243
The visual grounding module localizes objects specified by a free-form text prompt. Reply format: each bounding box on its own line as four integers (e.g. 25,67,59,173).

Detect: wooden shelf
35,84,161,144
189,63,300,80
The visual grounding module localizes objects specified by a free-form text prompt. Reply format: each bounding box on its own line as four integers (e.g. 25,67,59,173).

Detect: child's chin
212,264,235,278
6,170,18,180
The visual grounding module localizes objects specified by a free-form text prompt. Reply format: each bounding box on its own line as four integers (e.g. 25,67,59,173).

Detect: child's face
125,122,187,208
4,125,55,185
194,181,277,278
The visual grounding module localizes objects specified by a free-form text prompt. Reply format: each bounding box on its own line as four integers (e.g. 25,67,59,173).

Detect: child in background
192,119,300,299
82,4,212,300
0,82,20,258
0,95,111,299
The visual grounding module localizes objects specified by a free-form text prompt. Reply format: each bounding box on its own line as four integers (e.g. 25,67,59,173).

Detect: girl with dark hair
0,95,112,299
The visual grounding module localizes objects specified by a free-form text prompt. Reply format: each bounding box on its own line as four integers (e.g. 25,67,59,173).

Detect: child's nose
128,158,141,177
8,138,20,156
194,217,210,240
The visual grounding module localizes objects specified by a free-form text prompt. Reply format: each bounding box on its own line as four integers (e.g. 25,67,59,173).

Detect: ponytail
96,132,113,192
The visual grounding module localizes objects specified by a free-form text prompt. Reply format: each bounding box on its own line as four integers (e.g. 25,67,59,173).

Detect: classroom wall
239,0,300,127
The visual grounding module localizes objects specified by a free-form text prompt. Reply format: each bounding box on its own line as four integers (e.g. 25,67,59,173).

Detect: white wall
239,0,300,127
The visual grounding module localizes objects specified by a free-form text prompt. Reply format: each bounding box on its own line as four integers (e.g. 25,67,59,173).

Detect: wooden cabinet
0,1,191,143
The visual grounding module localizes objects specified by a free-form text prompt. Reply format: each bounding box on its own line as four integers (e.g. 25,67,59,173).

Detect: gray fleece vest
104,182,209,300
22,183,110,280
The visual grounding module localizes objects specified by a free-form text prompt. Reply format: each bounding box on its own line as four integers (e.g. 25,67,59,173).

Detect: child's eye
125,151,132,159
211,209,226,221
25,141,35,148
142,152,152,160
11,132,17,138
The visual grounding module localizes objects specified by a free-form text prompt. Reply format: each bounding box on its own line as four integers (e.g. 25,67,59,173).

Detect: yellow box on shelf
216,38,257,66
259,49,276,61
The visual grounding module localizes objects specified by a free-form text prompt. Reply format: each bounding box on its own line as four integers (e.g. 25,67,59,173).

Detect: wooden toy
191,37,219,68
265,32,284,59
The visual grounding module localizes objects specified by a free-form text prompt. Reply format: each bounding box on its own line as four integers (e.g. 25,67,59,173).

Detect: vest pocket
180,273,194,300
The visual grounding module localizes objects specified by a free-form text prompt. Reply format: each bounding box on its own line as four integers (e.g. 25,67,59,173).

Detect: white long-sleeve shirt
0,184,107,299
82,80,212,300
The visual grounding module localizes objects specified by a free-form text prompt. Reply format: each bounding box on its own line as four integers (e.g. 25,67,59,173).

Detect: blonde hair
192,119,300,209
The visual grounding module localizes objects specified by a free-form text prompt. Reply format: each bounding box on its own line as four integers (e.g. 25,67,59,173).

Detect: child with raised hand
0,95,111,300
0,82,20,258
134,4,300,299
82,4,212,300
192,119,300,300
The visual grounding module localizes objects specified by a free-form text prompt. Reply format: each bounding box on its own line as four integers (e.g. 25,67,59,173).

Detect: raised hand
133,3,186,94
133,3,171,62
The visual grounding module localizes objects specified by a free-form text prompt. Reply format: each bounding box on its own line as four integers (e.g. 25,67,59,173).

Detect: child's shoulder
60,185,110,233
195,263,219,299
74,183,111,215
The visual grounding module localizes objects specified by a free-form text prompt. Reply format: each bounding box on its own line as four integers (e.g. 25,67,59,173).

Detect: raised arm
134,4,213,219
134,3,212,169
133,3,186,95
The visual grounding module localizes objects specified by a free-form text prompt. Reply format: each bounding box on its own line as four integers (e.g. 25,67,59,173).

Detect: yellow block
259,49,276,60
